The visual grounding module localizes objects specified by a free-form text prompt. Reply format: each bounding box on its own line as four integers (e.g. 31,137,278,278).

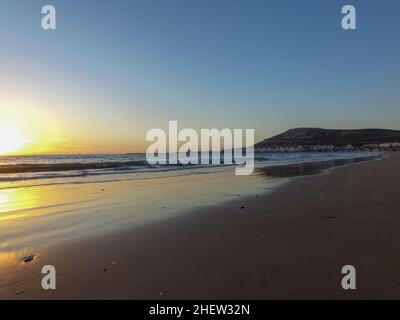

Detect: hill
255,128,400,149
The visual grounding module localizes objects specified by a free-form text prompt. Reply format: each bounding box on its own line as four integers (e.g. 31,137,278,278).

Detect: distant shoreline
256,127,400,151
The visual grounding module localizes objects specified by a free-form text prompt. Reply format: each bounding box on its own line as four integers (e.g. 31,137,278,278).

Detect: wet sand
1,153,400,299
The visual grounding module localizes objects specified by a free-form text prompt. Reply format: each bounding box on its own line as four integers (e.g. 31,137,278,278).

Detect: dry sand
1,153,400,299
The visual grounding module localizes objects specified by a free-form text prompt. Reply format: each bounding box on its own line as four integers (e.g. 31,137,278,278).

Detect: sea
0,151,380,190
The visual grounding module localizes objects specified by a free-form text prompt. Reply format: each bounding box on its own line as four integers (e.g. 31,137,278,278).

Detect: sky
1,0,400,154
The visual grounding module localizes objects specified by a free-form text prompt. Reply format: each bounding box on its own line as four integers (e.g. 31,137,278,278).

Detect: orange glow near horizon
0,125,29,155
0,96,148,155
0,97,65,155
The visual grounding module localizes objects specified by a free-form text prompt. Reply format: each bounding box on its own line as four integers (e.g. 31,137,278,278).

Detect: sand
1,153,400,299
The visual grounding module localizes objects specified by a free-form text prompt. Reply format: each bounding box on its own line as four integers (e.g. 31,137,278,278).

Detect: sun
0,126,28,155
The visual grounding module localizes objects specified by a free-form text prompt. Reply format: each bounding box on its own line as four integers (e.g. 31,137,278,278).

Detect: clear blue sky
1,0,400,153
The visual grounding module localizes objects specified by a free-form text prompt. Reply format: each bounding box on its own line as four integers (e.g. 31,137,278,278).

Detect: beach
1,153,399,299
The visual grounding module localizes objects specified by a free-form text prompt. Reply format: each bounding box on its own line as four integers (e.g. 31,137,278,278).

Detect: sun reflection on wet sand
0,189,39,221
0,171,278,253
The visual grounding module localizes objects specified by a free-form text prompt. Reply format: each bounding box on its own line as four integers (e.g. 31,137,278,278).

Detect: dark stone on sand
21,255,36,263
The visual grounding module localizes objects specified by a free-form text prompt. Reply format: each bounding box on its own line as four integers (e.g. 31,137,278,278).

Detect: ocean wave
0,160,148,174
0,152,381,188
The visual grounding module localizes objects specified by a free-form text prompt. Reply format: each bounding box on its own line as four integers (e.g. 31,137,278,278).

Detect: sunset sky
1,0,400,155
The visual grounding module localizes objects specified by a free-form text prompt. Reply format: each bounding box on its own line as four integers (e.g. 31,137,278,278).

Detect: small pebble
16,290,23,295
241,206,246,210
21,255,36,263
